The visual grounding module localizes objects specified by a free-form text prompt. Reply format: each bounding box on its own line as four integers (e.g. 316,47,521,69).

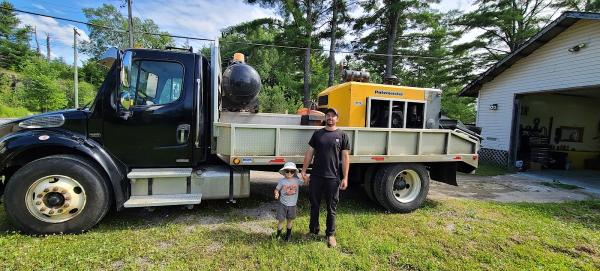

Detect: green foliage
58,79,97,109
80,59,109,87
0,72,23,107
552,0,600,12
80,4,174,58
259,85,299,113
0,103,30,118
20,58,68,112
455,0,552,67
441,87,476,123
0,1,35,71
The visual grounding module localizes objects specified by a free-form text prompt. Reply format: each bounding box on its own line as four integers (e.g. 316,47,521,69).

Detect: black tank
221,61,261,112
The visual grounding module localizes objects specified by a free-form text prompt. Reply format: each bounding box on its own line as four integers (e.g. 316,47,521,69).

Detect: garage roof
459,11,600,97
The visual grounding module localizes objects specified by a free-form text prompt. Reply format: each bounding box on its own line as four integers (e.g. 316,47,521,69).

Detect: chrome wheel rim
392,170,421,203
25,175,87,223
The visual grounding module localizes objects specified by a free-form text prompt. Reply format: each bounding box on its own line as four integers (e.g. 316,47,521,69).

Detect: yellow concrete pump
317,71,442,129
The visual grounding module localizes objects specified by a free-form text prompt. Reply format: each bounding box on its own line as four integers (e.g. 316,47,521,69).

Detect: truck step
123,194,202,208
127,168,192,179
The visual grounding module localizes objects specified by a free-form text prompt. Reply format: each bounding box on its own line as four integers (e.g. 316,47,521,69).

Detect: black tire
373,163,429,213
362,165,378,202
4,155,111,234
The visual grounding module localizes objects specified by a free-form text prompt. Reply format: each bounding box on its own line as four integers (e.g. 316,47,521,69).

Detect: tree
64,80,96,108
0,1,35,71
80,4,174,58
324,0,354,86
353,0,437,81
552,0,600,11
80,59,108,87
220,17,323,112
247,0,329,107
20,58,67,112
455,0,552,68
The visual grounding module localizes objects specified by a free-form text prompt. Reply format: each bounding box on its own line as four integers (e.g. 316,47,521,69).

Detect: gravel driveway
251,171,599,203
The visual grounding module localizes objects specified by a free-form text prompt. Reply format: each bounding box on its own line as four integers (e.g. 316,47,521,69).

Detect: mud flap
428,163,457,186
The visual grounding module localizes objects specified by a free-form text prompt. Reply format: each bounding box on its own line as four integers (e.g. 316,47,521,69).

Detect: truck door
102,50,196,168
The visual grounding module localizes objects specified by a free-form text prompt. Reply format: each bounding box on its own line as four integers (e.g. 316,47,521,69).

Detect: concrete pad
519,170,600,195
429,173,598,202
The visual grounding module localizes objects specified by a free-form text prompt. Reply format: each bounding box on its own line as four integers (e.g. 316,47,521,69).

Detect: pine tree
455,0,553,68
552,0,600,11
0,1,34,71
352,0,437,83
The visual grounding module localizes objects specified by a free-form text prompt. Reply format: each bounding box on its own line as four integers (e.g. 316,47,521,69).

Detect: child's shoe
276,229,282,239
284,228,292,242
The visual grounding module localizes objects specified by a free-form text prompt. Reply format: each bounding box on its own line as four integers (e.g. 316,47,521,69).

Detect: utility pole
127,0,134,47
46,33,51,61
73,28,81,109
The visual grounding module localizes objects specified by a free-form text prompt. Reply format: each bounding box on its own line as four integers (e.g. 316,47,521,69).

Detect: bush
20,58,68,112
258,85,302,113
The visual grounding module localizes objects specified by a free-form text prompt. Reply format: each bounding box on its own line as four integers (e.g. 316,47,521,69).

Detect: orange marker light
233,53,245,63
233,158,241,165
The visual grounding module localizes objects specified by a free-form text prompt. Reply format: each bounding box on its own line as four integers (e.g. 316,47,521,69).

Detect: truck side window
132,61,184,106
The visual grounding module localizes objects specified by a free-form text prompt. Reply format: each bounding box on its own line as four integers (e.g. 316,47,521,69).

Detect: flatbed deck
213,122,480,167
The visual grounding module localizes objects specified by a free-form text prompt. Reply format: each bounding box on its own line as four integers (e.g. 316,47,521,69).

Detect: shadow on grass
0,181,389,234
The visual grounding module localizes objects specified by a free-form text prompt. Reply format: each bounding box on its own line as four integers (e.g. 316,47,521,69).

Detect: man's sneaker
327,236,337,248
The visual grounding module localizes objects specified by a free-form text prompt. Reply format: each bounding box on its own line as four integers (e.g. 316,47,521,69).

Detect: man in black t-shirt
301,108,350,248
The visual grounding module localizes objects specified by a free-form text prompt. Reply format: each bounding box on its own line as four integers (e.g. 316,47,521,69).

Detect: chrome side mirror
120,91,134,110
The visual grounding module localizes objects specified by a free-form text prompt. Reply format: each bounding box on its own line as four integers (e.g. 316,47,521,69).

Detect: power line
3,6,469,61
4,6,214,41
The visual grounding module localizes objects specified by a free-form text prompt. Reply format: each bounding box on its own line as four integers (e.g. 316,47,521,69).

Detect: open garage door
514,87,600,171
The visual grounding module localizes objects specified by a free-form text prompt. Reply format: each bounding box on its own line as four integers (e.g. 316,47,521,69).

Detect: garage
515,89,600,171
460,11,600,174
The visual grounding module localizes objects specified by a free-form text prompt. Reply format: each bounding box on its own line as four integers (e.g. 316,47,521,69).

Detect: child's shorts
276,202,297,220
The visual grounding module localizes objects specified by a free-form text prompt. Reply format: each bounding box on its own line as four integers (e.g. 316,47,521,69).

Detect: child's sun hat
278,162,299,175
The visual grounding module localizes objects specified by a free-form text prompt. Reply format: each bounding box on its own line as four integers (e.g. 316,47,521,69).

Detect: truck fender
0,129,128,209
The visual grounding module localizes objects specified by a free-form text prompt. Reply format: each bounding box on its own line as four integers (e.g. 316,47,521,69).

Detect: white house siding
477,20,600,156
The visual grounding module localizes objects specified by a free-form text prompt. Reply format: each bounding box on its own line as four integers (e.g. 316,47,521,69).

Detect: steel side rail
213,122,480,168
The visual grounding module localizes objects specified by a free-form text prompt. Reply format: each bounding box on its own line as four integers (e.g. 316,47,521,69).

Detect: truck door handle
176,124,191,144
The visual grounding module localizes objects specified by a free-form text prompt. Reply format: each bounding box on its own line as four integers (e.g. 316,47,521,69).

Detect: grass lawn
0,104,31,118
474,163,514,176
0,193,599,270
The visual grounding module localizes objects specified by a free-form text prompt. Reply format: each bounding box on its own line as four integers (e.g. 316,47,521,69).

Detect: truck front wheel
373,163,429,213
4,155,110,234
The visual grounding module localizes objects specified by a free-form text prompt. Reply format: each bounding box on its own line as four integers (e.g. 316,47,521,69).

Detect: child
274,162,305,242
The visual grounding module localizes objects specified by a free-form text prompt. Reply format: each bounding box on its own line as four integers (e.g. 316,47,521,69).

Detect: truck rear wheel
4,155,110,234
373,163,429,213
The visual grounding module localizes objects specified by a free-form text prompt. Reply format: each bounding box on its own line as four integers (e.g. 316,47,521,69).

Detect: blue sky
10,0,472,65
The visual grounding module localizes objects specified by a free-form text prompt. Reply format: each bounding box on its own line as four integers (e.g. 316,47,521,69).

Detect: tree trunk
303,0,313,108
327,0,338,87
385,8,399,79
